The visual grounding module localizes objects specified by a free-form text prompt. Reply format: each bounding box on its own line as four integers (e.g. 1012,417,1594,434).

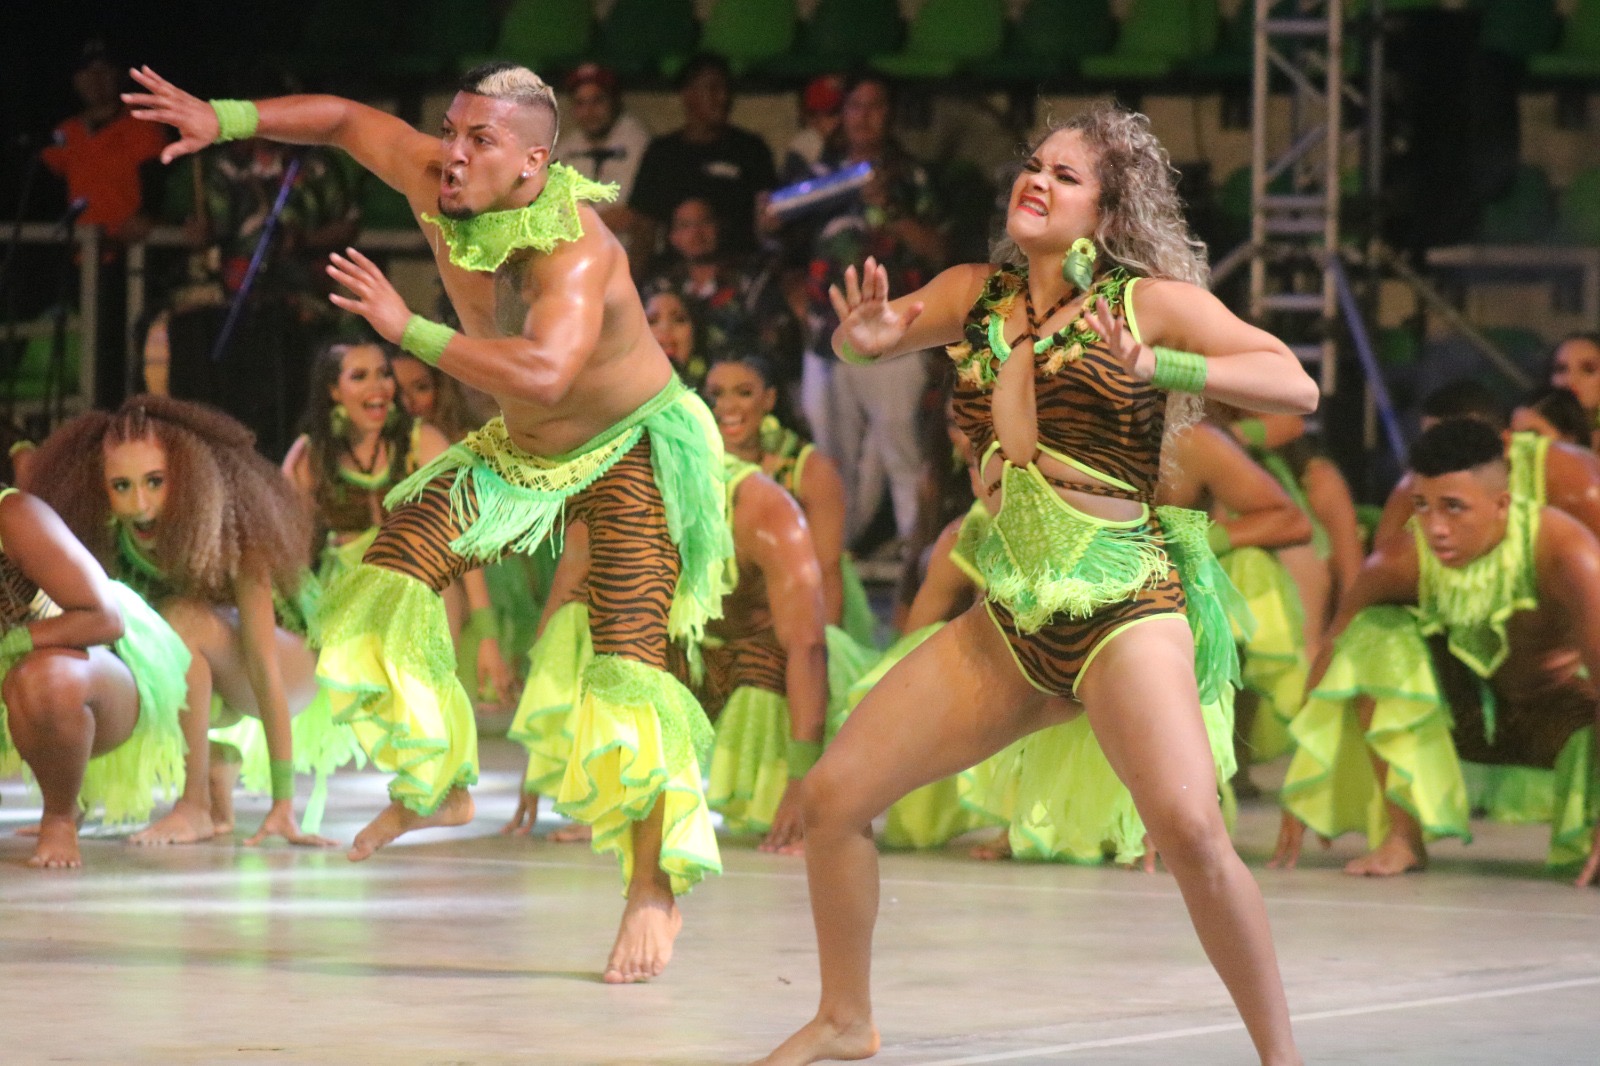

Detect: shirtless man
126,62,735,981
1274,419,1600,883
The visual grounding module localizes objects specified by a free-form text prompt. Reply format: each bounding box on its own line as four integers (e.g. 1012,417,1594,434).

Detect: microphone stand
208,156,300,364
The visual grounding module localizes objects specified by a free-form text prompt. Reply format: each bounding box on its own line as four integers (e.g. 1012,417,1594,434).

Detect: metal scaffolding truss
1249,0,1347,395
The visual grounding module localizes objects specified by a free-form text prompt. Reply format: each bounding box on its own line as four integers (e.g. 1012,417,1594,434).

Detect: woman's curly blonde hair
24,395,312,603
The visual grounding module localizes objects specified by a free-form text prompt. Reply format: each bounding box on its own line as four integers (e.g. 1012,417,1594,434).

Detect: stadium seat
1558,167,1600,246
1477,165,1558,244
701,0,798,75
970,0,1115,86
460,0,592,78
1080,0,1220,82
1476,0,1559,61
594,0,699,80
1530,0,1600,81
871,0,1006,80
763,0,904,78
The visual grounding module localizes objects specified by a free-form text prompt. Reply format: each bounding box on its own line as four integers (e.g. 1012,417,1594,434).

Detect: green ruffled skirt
1219,546,1307,761
507,598,592,796
0,581,190,826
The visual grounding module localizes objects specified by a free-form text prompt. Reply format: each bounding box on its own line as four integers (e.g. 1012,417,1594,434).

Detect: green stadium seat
970,0,1114,85
1079,0,1220,82
870,0,1006,80
594,0,699,80
1476,0,1559,61
460,0,592,78
387,0,499,79
763,0,904,78
701,0,798,75
1477,164,1558,244
285,0,400,82
1558,167,1600,245
1530,0,1600,81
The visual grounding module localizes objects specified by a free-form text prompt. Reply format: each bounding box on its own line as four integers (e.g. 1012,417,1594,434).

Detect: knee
2,654,89,732
161,597,221,648
798,760,869,835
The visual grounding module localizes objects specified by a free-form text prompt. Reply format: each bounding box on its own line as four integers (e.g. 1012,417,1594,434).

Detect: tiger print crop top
948,264,1166,502
0,487,58,631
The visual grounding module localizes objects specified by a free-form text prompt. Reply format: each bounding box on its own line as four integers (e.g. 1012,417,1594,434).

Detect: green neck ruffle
422,162,619,272
1412,496,1539,679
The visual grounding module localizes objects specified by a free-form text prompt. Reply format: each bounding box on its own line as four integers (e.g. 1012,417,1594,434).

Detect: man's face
570,83,616,141
681,68,730,130
669,199,718,262
437,92,546,219
841,82,889,154
1409,467,1510,568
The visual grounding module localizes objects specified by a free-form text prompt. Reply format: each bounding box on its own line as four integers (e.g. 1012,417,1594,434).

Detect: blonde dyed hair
460,61,560,149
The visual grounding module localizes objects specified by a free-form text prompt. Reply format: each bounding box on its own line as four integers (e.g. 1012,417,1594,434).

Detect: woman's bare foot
547,821,592,844
969,830,1011,861
27,815,83,869
1344,832,1426,876
130,799,215,845
347,787,474,862
602,888,682,983
749,1016,881,1065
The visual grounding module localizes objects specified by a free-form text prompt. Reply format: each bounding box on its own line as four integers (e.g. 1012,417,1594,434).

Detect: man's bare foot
130,800,215,845
969,830,1011,861
27,815,83,869
1344,832,1425,877
347,787,474,862
749,1016,881,1065
547,821,592,844
602,889,682,983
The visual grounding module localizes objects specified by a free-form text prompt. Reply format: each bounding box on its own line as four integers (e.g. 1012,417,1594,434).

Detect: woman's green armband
786,738,824,779
1206,523,1233,557
0,625,33,659
837,340,876,366
401,315,456,367
1151,346,1208,393
210,99,260,143
269,759,295,802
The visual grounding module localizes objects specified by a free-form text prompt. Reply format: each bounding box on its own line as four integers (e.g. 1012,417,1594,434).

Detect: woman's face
705,360,775,452
647,292,695,367
1550,338,1600,413
391,355,436,421
103,435,168,546
1006,128,1102,255
329,344,396,434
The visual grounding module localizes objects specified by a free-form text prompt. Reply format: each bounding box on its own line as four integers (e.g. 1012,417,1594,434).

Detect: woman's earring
1062,237,1098,292
330,403,352,439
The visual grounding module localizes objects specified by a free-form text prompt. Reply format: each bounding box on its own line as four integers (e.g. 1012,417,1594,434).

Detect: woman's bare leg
753,606,1064,1065
5,647,140,868
1076,619,1300,1066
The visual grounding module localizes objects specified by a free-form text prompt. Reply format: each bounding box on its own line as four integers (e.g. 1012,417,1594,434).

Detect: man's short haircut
459,61,560,148
1409,418,1507,479
676,52,731,90
1420,378,1508,431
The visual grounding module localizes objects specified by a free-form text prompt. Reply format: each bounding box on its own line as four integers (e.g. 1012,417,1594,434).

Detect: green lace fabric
946,262,1133,391
1157,505,1252,707
975,459,1167,633
421,162,619,272
1411,495,1539,681
387,378,735,648
950,499,992,587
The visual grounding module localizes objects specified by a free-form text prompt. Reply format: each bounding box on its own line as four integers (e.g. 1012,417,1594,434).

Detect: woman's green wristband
1151,346,1208,393
0,625,33,659
837,340,876,366
401,315,457,367
786,738,824,779
210,99,260,143
269,759,295,802
1206,523,1233,557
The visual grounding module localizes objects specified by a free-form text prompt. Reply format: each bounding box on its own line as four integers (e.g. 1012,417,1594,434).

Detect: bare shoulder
1545,439,1600,484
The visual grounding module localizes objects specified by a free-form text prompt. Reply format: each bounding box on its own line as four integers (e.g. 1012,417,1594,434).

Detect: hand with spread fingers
1083,295,1156,383
827,255,924,361
327,247,412,344
122,66,221,165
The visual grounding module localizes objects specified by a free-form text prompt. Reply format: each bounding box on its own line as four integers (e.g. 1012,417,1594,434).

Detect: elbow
1277,509,1314,550
1287,372,1321,415
93,602,126,647
517,367,576,408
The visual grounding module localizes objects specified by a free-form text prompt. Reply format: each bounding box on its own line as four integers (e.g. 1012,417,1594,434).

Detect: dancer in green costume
754,105,1316,1066
128,61,735,983
0,486,189,868
1273,419,1600,882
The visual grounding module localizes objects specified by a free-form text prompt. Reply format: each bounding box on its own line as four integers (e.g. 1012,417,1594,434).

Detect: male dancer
126,63,735,982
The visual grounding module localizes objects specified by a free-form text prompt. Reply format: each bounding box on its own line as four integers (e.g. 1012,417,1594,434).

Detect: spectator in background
628,53,776,260
781,74,844,175
644,196,799,387
551,62,650,261
1547,333,1600,450
780,73,947,551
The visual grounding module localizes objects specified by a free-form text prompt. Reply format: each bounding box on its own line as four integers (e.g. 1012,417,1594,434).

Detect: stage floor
3,738,1597,1065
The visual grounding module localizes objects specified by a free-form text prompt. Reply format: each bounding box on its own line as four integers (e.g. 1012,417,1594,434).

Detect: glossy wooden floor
2,740,1597,1065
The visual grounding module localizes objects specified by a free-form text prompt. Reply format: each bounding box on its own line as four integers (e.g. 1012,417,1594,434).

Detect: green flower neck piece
422,163,619,273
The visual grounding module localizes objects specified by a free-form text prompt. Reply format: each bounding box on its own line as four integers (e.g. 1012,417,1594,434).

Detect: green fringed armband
269,759,294,802
786,738,823,779
837,340,875,366
401,315,456,367
1206,523,1233,557
1151,347,1208,393
0,624,33,659
210,99,259,143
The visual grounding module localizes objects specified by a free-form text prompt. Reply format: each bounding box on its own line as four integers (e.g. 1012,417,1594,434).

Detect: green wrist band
210,99,260,143
1151,346,1208,393
465,606,497,642
837,340,875,366
1236,418,1267,449
786,738,824,779
269,759,295,802
1206,523,1233,557
0,625,33,659
401,314,456,367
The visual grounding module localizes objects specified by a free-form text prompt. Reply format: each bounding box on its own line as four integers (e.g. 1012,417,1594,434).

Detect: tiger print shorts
669,626,787,720
363,434,682,672
984,568,1187,699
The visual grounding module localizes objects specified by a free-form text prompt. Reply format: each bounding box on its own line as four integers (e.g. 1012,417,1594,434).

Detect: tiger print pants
670,626,787,720
364,435,681,672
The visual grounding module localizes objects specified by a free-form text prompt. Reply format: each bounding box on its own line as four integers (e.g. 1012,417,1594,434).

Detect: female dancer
27,396,347,846
755,104,1315,1065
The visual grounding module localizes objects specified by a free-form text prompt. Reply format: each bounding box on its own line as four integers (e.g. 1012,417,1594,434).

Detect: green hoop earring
1062,237,1098,292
